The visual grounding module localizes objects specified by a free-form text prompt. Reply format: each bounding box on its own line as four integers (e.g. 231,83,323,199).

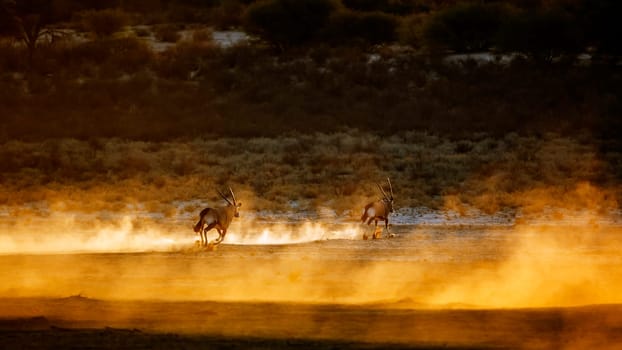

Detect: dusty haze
1,210,621,309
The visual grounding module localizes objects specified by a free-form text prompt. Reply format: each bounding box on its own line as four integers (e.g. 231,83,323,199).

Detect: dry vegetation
0,2,620,220
1,40,621,140
1,4,621,350
0,132,619,219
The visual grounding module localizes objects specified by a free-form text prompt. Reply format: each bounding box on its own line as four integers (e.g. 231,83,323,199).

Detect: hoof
363,234,368,240
195,240,202,247
205,242,218,251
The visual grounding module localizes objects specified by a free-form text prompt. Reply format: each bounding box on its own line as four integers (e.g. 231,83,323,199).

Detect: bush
496,9,584,62
155,41,219,79
210,0,246,29
192,27,214,44
423,3,511,52
398,13,428,48
580,0,622,57
342,0,417,15
133,26,151,37
107,37,155,71
322,11,398,45
165,4,211,23
154,24,181,43
0,41,26,72
80,9,129,39
244,0,336,47
63,37,154,75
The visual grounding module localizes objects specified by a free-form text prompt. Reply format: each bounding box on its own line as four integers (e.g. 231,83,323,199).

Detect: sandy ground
2,224,622,349
2,297,622,349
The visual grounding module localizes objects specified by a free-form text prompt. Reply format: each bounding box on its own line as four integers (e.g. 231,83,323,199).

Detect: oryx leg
213,228,225,245
200,228,205,246
196,222,204,244
367,220,378,239
363,215,373,240
203,223,216,246
372,219,380,239
385,218,395,238
364,220,376,240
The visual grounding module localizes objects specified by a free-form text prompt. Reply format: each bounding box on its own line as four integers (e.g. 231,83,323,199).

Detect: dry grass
1,40,620,140
0,133,619,219
0,13,620,220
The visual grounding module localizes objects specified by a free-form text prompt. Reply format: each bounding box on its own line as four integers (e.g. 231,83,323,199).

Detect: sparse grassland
0,133,619,219
0,3,620,221
1,39,620,141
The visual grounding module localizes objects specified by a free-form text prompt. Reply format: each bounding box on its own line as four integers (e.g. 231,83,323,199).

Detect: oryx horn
229,187,237,205
387,177,394,199
217,189,233,205
377,182,389,200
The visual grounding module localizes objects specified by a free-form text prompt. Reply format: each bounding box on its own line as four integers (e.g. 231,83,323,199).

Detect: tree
341,0,417,15
579,0,622,60
496,9,583,62
80,8,129,39
422,3,510,52
1,0,61,68
322,11,398,45
244,0,336,47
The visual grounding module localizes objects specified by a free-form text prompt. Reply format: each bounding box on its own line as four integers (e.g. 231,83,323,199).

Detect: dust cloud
0,214,361,254
1,182,621,310
1,222,621,309
426,224,622,308
0,215,189,254
425,181,622,308
226,221,360,244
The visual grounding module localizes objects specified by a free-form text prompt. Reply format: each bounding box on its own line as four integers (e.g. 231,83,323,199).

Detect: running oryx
193,187,241,246
361,178,395,240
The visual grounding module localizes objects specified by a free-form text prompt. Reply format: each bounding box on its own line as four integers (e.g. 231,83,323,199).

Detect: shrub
155,41,219,79
165,3,211,22
423,3,511,52
107,37,155,72
322,11,398,45
342,0,417,15
192,27,214,44
0,41,26,72
496,9,584,62
154,24,181,43
58,37,153,76
133,26,151,37
244,0,336,47
399,13,428,48
210,0,246,29
580,0,622,57
80,9,129,39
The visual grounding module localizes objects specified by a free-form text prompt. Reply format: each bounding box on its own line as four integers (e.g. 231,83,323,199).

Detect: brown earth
2,224,622,349
1,297,622,349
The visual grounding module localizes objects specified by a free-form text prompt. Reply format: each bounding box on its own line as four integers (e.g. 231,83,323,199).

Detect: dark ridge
0,316,50,330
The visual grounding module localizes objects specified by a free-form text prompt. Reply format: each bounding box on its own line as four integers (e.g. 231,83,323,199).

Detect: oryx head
217,187,242,217
377,177,394,213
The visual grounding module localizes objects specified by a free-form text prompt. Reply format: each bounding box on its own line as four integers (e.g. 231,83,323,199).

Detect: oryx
193,187,241,246
361,178,395,240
